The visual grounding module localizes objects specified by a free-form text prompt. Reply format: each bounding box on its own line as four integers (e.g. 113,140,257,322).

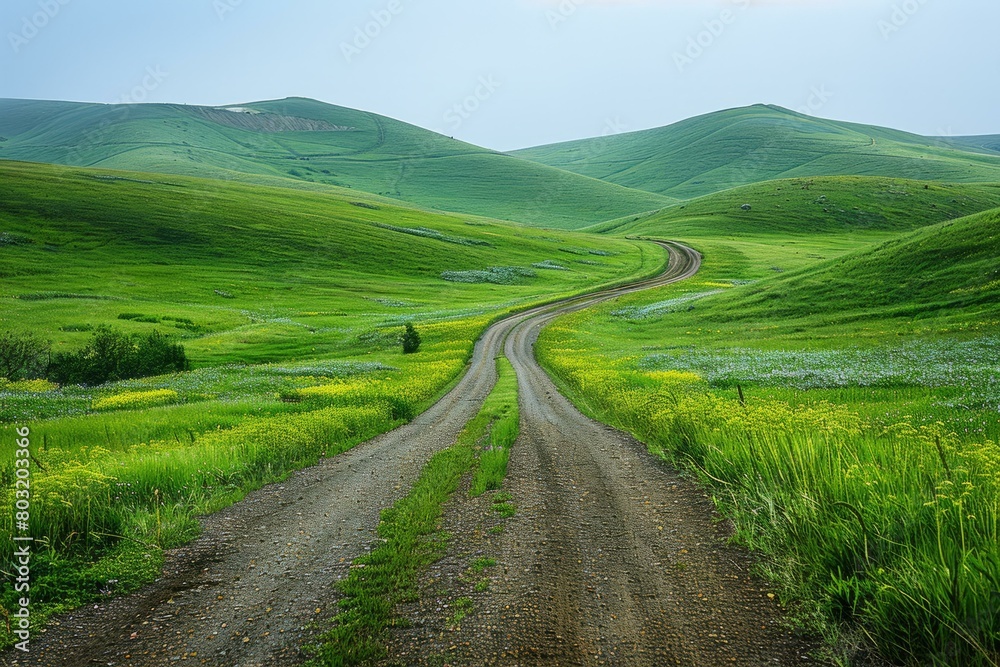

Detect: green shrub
0,330,50,381
48,327,189,386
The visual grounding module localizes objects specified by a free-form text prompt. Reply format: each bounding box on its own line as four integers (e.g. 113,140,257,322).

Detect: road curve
394,243,818,666
2,241,697,667
7,242,816,666
490,261,816,665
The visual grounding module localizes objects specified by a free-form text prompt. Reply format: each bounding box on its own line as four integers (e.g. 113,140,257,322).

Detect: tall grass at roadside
539,340,1000,666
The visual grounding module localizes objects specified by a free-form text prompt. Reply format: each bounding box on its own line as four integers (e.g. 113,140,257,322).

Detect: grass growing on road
470,356,520,498
308,357,519,666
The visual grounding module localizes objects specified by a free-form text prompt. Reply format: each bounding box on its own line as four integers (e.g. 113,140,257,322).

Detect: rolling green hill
591,176,1000,238
0,97,671,229
707,206,1000,327
513,105,1000,200
0,159,658,366
684,209,1000,332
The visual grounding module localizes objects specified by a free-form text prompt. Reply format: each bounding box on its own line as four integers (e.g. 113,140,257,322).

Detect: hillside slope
0,160,656,365
591,176,1000,238
513,105,1000,200
715,206,1000,324
942,135,1000,155
0,98,671,229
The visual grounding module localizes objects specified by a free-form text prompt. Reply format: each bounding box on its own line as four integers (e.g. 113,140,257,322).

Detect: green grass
0,159,659,364
514,104,1000,200
0,98,672,228
537,206,1000,665
469,356,520,497
306,355,520,666
589,176,1000,238
632,207,1000,344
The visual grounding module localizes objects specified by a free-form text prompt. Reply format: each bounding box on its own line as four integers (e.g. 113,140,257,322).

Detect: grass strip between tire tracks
307,356,520,666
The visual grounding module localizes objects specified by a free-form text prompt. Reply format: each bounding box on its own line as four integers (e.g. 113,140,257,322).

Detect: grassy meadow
3,93,1000,667
538,204,1000,665
0,160,660,646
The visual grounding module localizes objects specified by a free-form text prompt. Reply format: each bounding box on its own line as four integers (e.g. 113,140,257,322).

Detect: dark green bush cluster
48,327,190,386
0,330,49,381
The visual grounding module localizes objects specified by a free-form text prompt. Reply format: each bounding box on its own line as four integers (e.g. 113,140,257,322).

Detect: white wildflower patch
532,260,569,271
639,337,1000,410
611,290,723,321
371,222,492,247
441,266,537,285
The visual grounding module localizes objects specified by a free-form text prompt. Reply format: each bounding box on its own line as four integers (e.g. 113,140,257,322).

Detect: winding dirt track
3,243,814,667
456,255,816,665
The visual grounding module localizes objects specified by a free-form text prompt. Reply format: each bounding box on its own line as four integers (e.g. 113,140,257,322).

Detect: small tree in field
402,323,421,354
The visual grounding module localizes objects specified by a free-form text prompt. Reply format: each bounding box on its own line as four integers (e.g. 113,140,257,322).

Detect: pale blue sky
1,0,997,150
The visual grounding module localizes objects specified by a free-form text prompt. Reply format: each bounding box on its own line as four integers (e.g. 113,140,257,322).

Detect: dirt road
464,273,816,665
4,243,814,666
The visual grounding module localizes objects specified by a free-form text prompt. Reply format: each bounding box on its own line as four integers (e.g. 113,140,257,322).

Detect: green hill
0,98,671,229
591,176,1000,238
0,160,657,366
709,206,1000,326
512,105,1000,200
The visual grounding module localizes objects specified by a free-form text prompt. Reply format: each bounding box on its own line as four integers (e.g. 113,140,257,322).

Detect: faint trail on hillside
2,242,696,667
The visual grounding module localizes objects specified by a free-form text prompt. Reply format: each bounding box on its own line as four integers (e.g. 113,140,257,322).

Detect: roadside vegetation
539,207,1000,665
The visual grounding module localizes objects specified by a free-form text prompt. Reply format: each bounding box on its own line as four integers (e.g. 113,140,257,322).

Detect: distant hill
588,176,1000,238
512,105,1000,200
0,97,671,229
940,135,1000,156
